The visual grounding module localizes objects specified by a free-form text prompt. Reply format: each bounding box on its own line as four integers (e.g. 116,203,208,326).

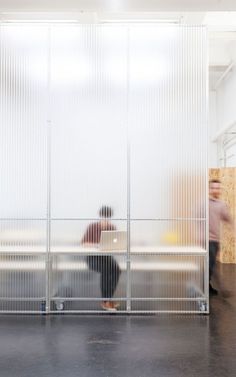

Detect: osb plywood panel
209,168,236,264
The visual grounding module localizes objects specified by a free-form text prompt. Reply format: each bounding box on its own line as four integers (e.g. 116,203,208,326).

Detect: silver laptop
99,231,127,251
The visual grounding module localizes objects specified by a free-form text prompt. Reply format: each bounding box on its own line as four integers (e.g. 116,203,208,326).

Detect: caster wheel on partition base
55,301,65,312
199,301,207,313
40,300,46,315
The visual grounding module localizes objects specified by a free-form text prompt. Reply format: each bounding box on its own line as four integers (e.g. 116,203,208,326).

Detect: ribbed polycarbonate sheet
0,24,208,314
129,25,208,313
50,253,127,312
0,24,48,312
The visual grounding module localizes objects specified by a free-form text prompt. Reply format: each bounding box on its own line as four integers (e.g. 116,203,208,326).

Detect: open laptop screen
99,231,127,251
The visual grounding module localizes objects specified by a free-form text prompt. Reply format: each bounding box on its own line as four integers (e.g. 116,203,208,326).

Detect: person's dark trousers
209,241,220,282
87,255,121,298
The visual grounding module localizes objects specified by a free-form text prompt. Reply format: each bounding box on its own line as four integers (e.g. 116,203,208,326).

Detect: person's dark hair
209,179,221,185
99,206,113,218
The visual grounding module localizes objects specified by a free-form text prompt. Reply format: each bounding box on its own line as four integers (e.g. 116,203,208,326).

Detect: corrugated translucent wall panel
129,26,208,312
50,220,127,312
0,24,207,314
0,25,48,312
50,25,128,311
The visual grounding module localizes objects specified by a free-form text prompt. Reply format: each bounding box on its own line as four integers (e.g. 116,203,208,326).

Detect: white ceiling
0,0,236,12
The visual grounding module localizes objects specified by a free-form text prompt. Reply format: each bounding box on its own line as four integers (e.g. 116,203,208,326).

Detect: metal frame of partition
0,23,208,314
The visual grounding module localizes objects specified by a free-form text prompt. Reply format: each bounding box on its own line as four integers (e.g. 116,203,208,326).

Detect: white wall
208,90,218,167
225,144,236,166
210,64,236,167
216,66,236,129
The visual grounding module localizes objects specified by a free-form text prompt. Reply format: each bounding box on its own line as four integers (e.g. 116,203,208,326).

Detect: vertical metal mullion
126,26,131,312
46,25,52,314
205,26,210,314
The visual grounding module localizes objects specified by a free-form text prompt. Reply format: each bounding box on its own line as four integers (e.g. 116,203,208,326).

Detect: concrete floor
0,263,235,377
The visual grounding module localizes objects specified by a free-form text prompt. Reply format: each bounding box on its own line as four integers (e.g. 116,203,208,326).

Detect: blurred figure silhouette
209,179,235,297
81,206,121,311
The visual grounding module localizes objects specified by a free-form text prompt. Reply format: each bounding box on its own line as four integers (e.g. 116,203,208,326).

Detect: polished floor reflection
0,264,235,377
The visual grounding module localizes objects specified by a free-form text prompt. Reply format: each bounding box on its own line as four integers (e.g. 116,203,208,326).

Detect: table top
0,245,207,255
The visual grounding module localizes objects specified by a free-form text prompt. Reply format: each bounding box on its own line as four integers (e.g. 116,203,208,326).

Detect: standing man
209,179,235,296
